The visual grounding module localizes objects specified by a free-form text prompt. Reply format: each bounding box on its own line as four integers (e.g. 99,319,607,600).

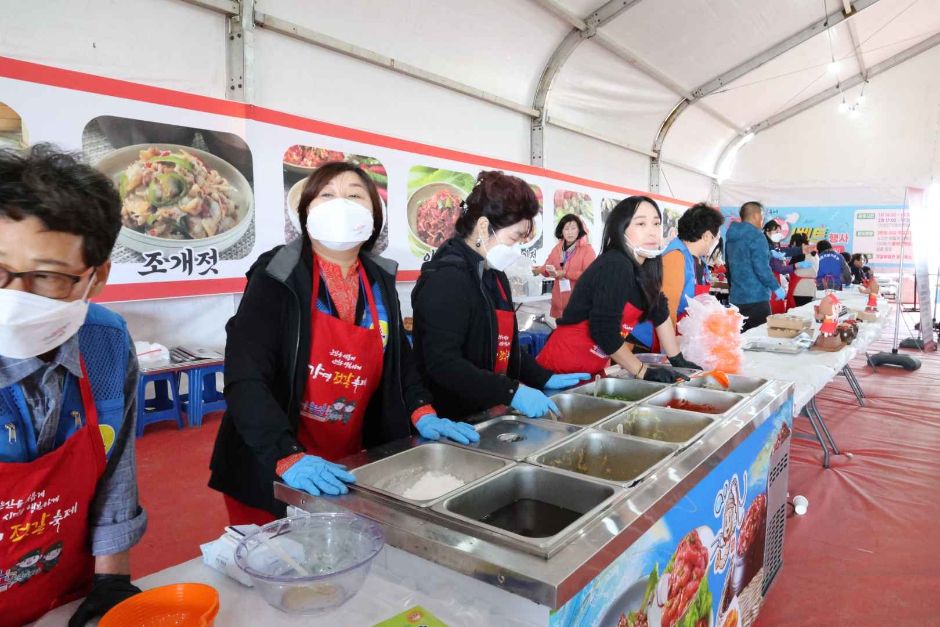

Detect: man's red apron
537,302,646,376
297,260,384,462
0,360,107,626
493,281,515,375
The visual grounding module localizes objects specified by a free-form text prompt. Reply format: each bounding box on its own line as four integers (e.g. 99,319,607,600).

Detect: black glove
668,352,702,370
643,365,688,383
69,574,141,626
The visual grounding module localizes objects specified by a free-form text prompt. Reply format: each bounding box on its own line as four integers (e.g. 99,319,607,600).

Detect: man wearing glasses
0,145,145,625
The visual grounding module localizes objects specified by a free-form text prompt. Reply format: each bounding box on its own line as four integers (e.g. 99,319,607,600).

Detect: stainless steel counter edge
275,379,794,609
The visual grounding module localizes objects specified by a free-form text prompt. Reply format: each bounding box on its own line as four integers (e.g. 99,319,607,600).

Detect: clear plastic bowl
234,514,384,615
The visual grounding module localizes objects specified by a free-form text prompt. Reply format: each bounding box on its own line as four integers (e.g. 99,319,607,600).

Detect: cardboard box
767,315,811,338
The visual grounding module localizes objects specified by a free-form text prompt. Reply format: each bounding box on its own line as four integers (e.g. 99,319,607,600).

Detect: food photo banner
719,204,912,271
0,56,693,303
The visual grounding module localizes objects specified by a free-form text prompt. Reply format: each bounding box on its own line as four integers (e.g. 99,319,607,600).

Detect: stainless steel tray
546,393,628,426
447,415,582,461
598,406,715,448
351,442,512,507
432,464,623,558
572,378,668,404
642,386,745,417
679,373,768,395
528,429,677,486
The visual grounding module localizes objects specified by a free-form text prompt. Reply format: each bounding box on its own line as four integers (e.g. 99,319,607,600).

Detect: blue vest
0,304,129,463
816,250,844,290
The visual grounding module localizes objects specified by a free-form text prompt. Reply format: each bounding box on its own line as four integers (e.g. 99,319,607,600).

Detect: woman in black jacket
411,171,589,421
536,196,700,381
210,162,476,523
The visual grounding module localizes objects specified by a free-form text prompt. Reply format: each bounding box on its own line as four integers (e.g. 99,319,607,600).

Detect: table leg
840,366,866,406
808,396,841,456
795,405,831,469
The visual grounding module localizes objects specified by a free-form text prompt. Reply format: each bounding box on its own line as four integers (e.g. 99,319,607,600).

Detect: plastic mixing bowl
234,513,384,615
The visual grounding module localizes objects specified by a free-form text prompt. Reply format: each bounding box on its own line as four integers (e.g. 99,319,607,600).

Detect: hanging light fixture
838,95,849,114
828,60,840,74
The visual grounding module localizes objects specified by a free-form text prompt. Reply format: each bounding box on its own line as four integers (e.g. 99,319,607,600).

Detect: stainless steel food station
277,370,795,627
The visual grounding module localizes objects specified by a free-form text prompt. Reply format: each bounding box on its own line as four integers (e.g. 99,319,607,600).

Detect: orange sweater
661,249,687,328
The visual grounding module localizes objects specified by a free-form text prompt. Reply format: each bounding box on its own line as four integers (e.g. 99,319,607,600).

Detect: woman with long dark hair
536,196,699,381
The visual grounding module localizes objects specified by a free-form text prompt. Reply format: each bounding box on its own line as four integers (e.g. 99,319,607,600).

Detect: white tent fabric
2,0,939,344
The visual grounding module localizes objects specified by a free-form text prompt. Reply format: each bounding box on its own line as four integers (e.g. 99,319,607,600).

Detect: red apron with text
770,272,787,315
0,360,107,626
297,261,384,462
785,272,807,310
493,282,515,375
536,302,645,376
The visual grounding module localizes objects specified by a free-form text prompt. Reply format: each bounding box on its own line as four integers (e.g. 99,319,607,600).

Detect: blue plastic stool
180,364,226,427
527,330,550,357
136,371,183,437
518,333,535,356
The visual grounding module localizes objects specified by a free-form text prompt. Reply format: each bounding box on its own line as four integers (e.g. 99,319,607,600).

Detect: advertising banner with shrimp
0,56,693,301
551,399,793,627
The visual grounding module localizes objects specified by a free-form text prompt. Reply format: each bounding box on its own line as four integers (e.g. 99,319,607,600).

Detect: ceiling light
828,61,840,74
838,97,849,114
849,105,861,119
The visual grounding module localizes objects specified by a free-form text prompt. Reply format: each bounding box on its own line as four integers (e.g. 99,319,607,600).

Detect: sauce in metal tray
478,499,581,537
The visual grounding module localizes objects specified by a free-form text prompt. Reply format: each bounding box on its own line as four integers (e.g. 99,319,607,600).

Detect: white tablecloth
735,290,888,415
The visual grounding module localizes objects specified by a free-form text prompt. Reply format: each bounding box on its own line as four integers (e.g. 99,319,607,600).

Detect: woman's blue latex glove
773,286,787,300
796,260,813,269
544,372,591,390
770,249,787,260
511,384,560,418
415,415,480,445
280,455,356,496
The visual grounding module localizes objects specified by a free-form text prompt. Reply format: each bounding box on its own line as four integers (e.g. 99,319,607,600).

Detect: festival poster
550,398,794,627
0,55,695,300
83,115,255,281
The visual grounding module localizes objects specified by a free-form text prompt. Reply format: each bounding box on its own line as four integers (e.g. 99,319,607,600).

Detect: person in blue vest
659,203,725,329
725,201,787,331
0,145,145,625
815,240,853,290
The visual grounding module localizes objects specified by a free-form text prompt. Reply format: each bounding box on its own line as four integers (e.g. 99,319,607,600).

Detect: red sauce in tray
666,399,721,413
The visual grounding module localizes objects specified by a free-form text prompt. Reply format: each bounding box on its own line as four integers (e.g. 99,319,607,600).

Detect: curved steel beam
529,0,645,166
711,31,940,182
650,0,881,189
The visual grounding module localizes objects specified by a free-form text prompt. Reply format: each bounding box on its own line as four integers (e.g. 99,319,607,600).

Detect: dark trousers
794,296,813,307
737,301,772,331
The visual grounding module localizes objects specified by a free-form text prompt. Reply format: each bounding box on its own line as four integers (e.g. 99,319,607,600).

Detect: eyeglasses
0,267,92,299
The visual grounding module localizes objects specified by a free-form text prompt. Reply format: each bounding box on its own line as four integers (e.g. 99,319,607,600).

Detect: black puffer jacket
209,237,430,516
411,238,552,420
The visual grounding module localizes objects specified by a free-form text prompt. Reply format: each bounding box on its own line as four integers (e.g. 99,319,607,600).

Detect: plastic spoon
593,374,601,397
256,533,311,577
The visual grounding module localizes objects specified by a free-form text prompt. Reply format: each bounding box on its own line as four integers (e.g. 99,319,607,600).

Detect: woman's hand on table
278,454,356,496
511,385,560,418
544,372,590,391
415,415,480,445
667,352,701,370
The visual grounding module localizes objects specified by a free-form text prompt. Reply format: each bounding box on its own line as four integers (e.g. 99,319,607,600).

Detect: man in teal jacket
725,202,787,331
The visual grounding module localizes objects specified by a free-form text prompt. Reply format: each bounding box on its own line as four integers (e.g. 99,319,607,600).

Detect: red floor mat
756,330,940,626
131,412,227,579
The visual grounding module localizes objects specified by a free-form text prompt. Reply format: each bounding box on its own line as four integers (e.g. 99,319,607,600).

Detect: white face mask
769,232,784,243
625,236,665,259
306,198,374,251
484,242,525,272
0,280,94,359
